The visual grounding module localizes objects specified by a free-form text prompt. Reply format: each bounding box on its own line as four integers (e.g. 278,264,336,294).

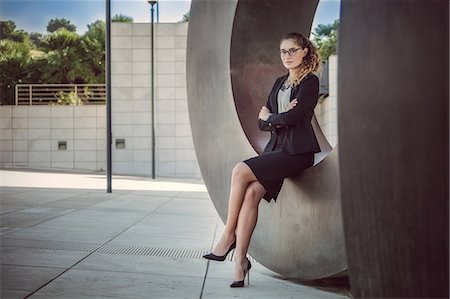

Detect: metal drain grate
1,238,102,252
1,238,242,261
97,243,210,260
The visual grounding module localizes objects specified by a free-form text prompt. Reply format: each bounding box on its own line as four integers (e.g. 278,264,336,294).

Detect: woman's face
280,38,308,70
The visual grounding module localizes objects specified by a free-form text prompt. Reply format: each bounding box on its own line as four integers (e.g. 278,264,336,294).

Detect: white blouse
277,83,293,113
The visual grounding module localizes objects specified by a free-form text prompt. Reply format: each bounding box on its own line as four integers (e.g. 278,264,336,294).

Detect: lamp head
147,0,158,5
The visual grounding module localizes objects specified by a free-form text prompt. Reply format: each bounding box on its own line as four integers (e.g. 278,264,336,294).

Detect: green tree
29,32,44,48
80,20,106,83
0,20,28,42
311,19,339,61
0,20,16,39
55,90,83,105
112,14,134,22
47,18,77,33
0,39,32,104
41,28,88,83
180,11,189,23
0,18,108,105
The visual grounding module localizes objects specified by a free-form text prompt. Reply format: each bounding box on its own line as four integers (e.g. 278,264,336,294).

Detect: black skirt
243,128,314,202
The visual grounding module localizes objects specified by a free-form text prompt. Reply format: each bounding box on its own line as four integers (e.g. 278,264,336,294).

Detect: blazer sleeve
258,78,279,132
258,100,275,131
266,75,319,127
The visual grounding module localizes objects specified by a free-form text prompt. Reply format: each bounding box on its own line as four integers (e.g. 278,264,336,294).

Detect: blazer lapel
271,73,289,113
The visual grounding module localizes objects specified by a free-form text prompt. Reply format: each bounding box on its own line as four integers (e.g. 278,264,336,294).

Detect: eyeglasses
280,48,303,56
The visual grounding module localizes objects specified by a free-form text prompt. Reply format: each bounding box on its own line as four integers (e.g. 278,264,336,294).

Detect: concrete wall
315,55,338,148
0,106,106,171
111,22,199,178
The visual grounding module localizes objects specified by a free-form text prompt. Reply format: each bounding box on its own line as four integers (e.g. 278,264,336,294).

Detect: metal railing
15,84,106,105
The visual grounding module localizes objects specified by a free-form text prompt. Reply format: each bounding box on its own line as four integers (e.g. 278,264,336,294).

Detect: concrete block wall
111,22,200,178
0,108,12,167
0,106,106,171
315,55,338,148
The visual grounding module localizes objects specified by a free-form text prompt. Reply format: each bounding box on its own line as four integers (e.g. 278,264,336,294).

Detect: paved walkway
0,169,351,299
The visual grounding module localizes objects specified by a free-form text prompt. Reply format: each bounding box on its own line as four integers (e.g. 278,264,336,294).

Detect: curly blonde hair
281,32,321,87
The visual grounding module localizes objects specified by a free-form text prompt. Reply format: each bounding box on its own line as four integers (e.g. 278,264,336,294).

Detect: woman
203,32,321,287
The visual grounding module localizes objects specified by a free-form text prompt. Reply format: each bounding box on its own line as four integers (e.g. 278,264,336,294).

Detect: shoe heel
230,249,235,261
247,270,250,285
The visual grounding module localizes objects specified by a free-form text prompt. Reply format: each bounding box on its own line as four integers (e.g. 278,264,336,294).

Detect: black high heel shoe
230,258,252,288
203,239,236,261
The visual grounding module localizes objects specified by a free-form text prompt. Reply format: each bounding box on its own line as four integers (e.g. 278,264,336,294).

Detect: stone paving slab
31,269,204,299
108,235,213,251
35,209,148,230
0,290,31,299
29,294,123,299
0,246,88,268
73,254,206,278
4,225,125,243
202,278,347,299
0,226,21,236
87,195,171,212
40,193,119,209
1,190,83,206
152,198,217,218
0,169,351,299
204,261,348,299
126,214,216,240
0,207,75,228
1,203,37,214
1,264,65,293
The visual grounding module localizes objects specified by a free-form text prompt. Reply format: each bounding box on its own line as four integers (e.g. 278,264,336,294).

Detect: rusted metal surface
338,1,449,297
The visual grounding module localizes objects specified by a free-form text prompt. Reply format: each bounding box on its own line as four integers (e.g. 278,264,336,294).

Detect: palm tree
0,20,28,42
112,14,134,23
312,20,340,61
80,20,106,83
30,32,44,48
41,28,90,83
0,39,32,104
47,18,77,33
0,18,109,105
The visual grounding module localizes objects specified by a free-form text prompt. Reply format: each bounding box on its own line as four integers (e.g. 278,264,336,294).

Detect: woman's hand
287,98,298,111
258,106,272,121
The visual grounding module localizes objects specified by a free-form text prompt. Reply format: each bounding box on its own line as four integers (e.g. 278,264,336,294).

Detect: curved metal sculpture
187,0,346,279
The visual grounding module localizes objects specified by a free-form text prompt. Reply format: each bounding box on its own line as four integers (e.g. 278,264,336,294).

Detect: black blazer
258,73,321,155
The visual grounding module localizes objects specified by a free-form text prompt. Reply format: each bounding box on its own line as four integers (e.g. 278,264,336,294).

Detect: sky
0,0,340,35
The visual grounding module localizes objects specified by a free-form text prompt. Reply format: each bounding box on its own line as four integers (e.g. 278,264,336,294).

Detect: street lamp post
147,0,157,179
106,0,112,192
